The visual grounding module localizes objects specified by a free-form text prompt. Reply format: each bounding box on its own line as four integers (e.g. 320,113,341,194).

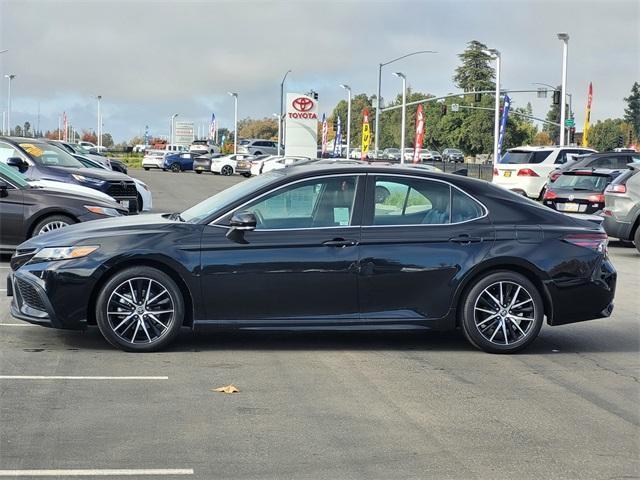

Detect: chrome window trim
366,173,488,227
211,173,365,231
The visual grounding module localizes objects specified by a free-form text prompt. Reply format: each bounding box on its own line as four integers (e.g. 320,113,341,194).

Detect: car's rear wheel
460,271,543,354
634,227,640,253
195,170,202,174
170,163,181,172
96,267,184,352
32,214,75,237
221,165,233,176
242,173,251,178
143,167,150,171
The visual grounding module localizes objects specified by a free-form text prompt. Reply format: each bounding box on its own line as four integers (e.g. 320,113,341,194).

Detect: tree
532,131,553,146
453,40,495,92
587,118,633,151
543,86,561,143
237,117,278,140
82,130,98,144
624,82,640,139
101,133,114,147
331,93,374,148
23,122,31,137
12,125,22,136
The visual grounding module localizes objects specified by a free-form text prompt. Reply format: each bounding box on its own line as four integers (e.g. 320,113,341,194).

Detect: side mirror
6,157,27,172
226,211,257,243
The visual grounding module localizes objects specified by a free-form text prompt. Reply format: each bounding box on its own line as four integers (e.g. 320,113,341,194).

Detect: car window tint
372,177,451,225
593,157,614,168
241,176,358,229
451,189,484,222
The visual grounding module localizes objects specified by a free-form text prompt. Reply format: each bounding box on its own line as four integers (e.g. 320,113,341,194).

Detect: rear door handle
449,234,482,244
323,238,358,248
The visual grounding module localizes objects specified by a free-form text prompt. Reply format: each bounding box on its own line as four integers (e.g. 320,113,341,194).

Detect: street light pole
483,49,501,163
228,92,238,154
97,95,102,148
170,113,178,145
374,50,437,156
340,84,352,158
273,113,281,156
280,69,291,152
393,72,407,164
558,33,569,146
5,74,15,136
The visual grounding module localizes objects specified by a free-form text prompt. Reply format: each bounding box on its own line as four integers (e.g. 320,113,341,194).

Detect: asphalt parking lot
0,169,638,480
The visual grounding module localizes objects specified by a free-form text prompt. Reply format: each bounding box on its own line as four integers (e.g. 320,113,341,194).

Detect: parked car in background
0,137,140,213
189,140,220,156
430,150,443,162
235,155,268,177
108,158,128,174
543,169,620,215
443,148,464,163
402,148,414,162
382,148,401,161
349,148,362,159
211,154,255,176
132,144,148,153
142,150,171,170
163,152,196,172
602,164,640,251
45,139,112,169
260,156,310,174
0,162,127,252
549,151,639,184
493,146,596,199
247,155,306,175
237,139,279,156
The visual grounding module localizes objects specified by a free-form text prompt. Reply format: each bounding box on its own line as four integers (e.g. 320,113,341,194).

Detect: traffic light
332,121,337,132
569,127,576,144
553,90,561,105
441,104,447,115
629,129,633,146
617,135,624,148
474,93,482,103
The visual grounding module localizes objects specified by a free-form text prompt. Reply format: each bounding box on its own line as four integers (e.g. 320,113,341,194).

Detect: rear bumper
602,215,633,241
493,176,546,199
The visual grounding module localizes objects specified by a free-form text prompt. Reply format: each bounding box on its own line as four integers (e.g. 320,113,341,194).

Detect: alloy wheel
221,165,233,176
106,277,175,345
38,221,69,235
473,281,536,346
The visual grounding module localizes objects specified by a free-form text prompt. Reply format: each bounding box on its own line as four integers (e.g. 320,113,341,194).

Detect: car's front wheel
170,163,181,172
96,266,185,352
144,167,150,171
460,271,543,354
195,170,202,174
221,165,233,176
32,214,75,237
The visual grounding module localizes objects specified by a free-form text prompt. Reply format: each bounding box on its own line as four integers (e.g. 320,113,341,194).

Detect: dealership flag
582,83,593,147
412,104,425,164
496,95,511,161
333,116,342,157
209,113,217,142
361,109,370,160
62,111,68,141
321,114,328,155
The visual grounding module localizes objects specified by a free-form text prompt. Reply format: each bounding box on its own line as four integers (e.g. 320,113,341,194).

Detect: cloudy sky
0,0,638,142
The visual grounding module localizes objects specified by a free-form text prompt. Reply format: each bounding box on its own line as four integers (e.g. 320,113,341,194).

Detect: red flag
62,112,68,141
412,104,425,164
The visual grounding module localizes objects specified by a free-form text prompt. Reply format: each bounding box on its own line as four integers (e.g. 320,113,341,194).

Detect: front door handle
449,234,482,244
323,238,358,248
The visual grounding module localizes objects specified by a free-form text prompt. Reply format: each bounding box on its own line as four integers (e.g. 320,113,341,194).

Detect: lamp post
170,113,178,145
393,72,407,164
279,69,291,151
273,113,281,156
4,74,15,135
340,84,352,158
557,33,569,146
228,92,238,154
96,95,102,148
482,49,501,163
374,50,436,156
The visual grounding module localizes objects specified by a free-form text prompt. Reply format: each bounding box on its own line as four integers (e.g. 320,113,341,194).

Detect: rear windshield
500,150,551,164
554,174,610,191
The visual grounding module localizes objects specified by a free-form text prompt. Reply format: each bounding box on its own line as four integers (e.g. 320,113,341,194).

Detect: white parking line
0,469,193,476
0,376,169,380
0,323,37,327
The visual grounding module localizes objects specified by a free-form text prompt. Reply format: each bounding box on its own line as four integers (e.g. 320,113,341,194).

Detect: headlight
84,205,122,217
33,246,99,261
72,174,106,187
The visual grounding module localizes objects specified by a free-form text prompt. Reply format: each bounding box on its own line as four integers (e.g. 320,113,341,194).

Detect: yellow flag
361,109,370,159
582,83,592,147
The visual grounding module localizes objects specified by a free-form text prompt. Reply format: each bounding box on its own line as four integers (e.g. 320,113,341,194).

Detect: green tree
101,133,114,147
543,86,561,143
12,125,22,136
23,122,31,137
453,40,495,92
623,82,640,139
237,117,278,140
588,118,632,151
331,93,374,148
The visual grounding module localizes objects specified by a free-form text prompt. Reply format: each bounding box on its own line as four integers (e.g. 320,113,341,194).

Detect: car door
358,174,494,324
199,173,364,323
0,178,25,250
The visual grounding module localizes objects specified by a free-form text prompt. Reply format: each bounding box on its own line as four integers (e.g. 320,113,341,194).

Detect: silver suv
237,139,280,156
603,164,640,252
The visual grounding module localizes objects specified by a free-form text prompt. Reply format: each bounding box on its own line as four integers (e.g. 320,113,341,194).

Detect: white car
402,148,414,162
189,140,220,156
493,146,596,199
211,154,254,176
249,155,309,175
142,150,170,170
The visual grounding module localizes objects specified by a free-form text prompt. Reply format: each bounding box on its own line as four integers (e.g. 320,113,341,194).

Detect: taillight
587,194,605,203
563,232,608,253
517,168,539,177
543,190,557,200
549,171,561,182
493,168,499,176
605,184,626,194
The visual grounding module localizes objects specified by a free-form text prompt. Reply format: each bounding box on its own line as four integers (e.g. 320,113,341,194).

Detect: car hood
18,213,186,250
28,179,115,202
48,166,131,181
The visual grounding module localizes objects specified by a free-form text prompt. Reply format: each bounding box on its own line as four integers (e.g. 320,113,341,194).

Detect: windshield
554,174,610,191
71,143,91,154
447,149,462,154
19,142,85,168
180,171,284,223
0,161,30,188
500,150,551,164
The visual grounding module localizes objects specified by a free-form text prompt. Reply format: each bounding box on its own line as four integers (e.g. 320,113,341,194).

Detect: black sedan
7,164,616,353
0,163,128,253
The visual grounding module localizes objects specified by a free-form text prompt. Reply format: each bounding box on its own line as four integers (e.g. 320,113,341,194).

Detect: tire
137,193,143,213
170,163,181,173
195,170,202,174
144,167,150,171
460,271,544,354
95,266,185,352
634,226,640,253
31,214,76,237
242,173,251,178
162,168,167,172
221,165,233,176
253,151,262,155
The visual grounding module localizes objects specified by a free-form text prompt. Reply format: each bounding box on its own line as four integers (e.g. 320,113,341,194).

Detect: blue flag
333,116,342,157
497,94,511,161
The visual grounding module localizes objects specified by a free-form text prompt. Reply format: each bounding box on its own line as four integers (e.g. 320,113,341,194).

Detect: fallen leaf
211,385,239,394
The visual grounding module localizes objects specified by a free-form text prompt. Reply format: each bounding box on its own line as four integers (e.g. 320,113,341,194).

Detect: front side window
372,177,451,225
236,176,358,230
0,142,23,164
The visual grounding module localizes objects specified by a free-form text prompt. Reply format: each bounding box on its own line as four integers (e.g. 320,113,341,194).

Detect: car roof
578,151,638,157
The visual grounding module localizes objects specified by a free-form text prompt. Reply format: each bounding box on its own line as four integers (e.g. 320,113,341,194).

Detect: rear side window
500,150,551,164
451,189,485,223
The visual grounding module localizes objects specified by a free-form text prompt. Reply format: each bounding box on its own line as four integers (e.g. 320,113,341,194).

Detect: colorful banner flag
412,104,425,164
361,109,370,160
333,116,342,157
321,114,328,156
209,113,217,141
496,95,511,161
62,111,68,141
582,83,593,147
